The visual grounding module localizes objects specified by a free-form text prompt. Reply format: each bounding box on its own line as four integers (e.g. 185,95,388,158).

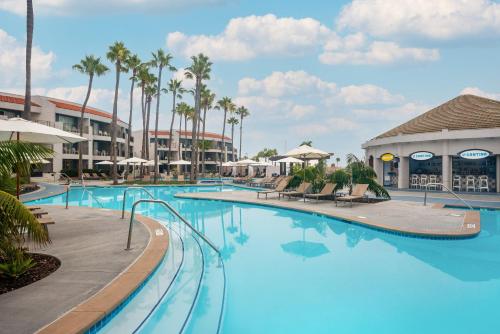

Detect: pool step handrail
65,182,105,209
121,187,155,218
126,199,223,265
423,182,473,210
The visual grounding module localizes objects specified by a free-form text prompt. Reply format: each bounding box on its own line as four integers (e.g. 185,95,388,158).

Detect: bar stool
478,175,489,192
452,175,462,192
466,175,476,192
420,174,428,189
428,175,438,190
410,174,420,189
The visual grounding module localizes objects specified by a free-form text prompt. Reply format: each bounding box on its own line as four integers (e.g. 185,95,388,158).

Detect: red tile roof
150,130,231,141
0,94,41,107
49,99,113,119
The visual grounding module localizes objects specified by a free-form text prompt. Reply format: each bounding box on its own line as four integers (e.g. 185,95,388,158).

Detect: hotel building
363,94,500,193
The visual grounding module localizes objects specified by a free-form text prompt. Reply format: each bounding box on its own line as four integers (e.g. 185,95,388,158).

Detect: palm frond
0,141,53,177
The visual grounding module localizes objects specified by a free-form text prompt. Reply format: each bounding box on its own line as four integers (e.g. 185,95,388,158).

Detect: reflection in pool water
28,186,500,334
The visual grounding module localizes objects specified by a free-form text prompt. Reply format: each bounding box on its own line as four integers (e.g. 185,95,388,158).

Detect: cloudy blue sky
1,0,500,160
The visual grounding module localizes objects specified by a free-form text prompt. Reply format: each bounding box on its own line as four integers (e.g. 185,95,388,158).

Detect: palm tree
22,0,34,121
106,42,130,185
227,117,239,162
176,102,189,159
149,50,176,183
124,54,141,163
300,140,313,146
215,97,235,171
165,79,186,172
236,106,250,160
200,86,216,173
144,81,158,162
185,53,212,181
72,55,109,178
136,66,155,159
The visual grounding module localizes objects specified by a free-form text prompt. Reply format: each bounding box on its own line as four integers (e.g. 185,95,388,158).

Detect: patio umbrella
117,157,149,165
236,159,258,165
143,160,156,167
169,159,191,165
95,160,113,165
285,145,331,180
222,161,236,167
276,157,304,163
0,117,86,198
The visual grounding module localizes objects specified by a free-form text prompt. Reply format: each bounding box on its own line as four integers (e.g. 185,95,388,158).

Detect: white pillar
398,156,409,189
442,155,451,190
496,155,500,193
374,158,383,185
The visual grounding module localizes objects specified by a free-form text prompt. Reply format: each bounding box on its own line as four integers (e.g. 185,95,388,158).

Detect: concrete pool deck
0,206,168,334
176,190,480,238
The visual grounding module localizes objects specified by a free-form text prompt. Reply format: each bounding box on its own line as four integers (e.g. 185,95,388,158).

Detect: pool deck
0,206,168,334
176,190,481,238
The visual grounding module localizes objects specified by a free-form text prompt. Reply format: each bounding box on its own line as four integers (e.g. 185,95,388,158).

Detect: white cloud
460,87,500,100
336,84,405,105
292,117,360,135
320,40,439,65
337,0,500,40
351,102,428,122
167,14,333,61
289,105,316,119
0,29,55,87
0,0,226,16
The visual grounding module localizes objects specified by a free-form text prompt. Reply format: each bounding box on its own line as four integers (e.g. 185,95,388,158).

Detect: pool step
98,227,184,333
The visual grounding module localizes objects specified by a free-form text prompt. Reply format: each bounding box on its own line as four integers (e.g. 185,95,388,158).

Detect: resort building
362,94,500,193
0,91,132,174
133,129,236,172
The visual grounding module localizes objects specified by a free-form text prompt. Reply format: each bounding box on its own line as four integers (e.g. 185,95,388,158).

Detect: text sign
380,153,394,162
410,151,434,161
459,149,490,160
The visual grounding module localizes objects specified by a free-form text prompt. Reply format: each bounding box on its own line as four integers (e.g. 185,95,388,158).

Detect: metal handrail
121,187,155,218
125,199,222,264
59,172,74,185
65,182,104,209
423,182,473,210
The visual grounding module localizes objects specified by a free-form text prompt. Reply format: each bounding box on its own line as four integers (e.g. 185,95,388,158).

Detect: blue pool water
28,186,500,334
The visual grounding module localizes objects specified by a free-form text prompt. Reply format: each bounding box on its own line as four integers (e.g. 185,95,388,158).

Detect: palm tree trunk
126,73,135,160
184,114,187,174
201,106,207,174
219,109,227,175
178,111,182,160
78,74,93,178
153,66,163,183
231,124,235,162
190,80,201,181
23,0,33,120
111,62,121,185
145,96,152,159
167,90,177,173
239,116,243,160
140,86,146,159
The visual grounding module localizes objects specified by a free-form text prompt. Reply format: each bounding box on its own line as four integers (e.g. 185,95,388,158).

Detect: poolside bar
362,94,500,193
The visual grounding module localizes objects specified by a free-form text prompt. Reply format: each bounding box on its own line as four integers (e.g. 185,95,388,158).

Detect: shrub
0,249,34,279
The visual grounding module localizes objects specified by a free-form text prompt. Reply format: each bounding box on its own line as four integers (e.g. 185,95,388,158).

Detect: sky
1,0,500,161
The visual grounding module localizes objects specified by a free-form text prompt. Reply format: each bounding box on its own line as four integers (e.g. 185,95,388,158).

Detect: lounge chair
335,184,369,207
304,183,337,202
249,176,272,187
279,182,312,201
143,174,151,182
127,174,135,182
264,176,283,188
177,175,185,182
257,176,292,199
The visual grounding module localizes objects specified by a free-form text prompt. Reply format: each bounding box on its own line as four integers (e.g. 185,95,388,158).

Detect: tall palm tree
227,117,239,162
72,55,109,178
22,0,34,120
185,53,212,181
165,79,186,172
136,66,154,159
144,81,158,162
200,86,216,174
149,50,176,183
215,97,235,172
106,41,130,185
236,106,250,160
124,54,141,162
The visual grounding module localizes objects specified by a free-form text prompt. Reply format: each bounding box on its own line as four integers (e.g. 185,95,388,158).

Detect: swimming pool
28,186,500,333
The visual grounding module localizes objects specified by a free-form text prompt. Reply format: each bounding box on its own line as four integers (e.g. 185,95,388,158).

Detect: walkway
0,206,149,334
388,189,500,209
20,182,66,202
176,190,480,238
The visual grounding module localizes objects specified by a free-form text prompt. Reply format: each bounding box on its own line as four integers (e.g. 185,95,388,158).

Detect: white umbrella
285,145,331,160
95,160,113,165
0,117,86,143
143,160,157,167
251,161,273,166
222,161,236,167
30,158,50,164
169,159,191,165
276,157,304,163
117,157,149,165
236,159,258,165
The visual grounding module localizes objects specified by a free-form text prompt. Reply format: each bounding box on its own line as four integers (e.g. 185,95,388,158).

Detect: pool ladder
423,182,473,210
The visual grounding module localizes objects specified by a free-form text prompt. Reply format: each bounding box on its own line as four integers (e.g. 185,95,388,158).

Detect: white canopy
0,117,87,144
169,159,191,165
252,161,273,167
143,160,157,166
276,157,304,163
117,157,149,165
285,145,330,160
222,161,236,167
236,159,258,165
95,160,113,165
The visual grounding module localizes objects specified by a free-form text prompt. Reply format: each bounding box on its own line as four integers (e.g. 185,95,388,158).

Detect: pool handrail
121,187,155,218
126,199,222,265
423,182,473,210
65,182,105,209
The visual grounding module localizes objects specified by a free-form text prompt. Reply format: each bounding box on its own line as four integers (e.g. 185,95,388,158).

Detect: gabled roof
49,99,113,120
375,94,500,139
150,130,231,141
0,94,41,107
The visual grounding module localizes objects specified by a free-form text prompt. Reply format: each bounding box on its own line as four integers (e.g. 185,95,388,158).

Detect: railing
125,199,222,265
423,182,473,210
121,187,155,218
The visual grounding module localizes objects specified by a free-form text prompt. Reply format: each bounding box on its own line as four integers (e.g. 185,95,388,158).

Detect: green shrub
0,252,35,279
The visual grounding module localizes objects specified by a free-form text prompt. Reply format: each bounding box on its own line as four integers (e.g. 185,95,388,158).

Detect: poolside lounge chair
249,176,272,187
177,175,185,182
279,182,312,201
335,184,369,207
257,176,292,199
264,176,283,188
304,183,337,202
